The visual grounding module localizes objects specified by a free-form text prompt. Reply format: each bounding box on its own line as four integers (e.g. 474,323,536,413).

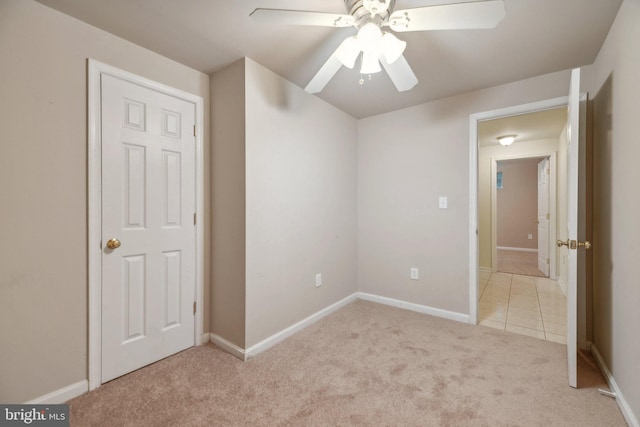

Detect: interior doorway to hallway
477,107,567,281
469,97,567,334
477,108,567,342
469,102,569,342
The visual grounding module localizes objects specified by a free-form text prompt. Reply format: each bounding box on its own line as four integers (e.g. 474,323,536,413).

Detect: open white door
537,158,550,277
560,68,589,388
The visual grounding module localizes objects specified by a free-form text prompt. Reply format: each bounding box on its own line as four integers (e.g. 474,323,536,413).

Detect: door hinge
193,301,196,315
546,213,550,219
194,213,197,225
193,125,196,137
547,258,550,264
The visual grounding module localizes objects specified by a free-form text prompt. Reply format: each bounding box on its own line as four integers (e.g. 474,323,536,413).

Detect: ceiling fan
250,0,506,94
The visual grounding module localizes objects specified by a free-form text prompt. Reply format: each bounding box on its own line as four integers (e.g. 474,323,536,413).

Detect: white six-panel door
101,74,196,382
537,158,550,277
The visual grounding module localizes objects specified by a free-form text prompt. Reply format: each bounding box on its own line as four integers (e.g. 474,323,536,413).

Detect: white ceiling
478,107,567,147
34,0,622,118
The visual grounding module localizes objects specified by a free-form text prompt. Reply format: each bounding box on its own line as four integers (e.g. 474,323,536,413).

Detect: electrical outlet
410,268,419,280
439,196,448,209
528,234,533,240
315,273,322,288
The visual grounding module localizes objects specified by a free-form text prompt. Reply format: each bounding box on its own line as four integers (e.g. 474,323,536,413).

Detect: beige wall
478,139,559,269
590,0,640,420
358,71,570,314
244,59,358,347
5,1,638,420
0,0,210,403
210,58,358,349
496,159,539,249
210,59,246,347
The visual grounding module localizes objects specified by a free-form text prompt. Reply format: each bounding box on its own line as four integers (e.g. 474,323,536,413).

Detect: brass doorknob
557,239,591,250
578,241,591,249
106,238,121,249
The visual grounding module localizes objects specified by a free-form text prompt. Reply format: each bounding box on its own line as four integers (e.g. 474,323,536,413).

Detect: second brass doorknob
578,241,591,249
557,239,591,250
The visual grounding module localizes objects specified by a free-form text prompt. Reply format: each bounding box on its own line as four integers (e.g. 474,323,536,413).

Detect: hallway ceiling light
497,135,517,146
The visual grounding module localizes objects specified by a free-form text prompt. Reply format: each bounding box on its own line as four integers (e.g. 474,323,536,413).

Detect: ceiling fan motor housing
345,0,396,28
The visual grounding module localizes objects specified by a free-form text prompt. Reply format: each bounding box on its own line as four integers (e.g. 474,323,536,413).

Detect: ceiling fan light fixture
381,32,406,64
360,50,382,74
253,0,507,94
336,36,360,68
497,135,517,146
357,23,383,52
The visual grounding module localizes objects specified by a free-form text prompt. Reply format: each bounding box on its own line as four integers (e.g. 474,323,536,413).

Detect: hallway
478,271,567,344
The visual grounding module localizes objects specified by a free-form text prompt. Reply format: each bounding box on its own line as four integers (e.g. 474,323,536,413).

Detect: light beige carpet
497,249,546,277
68,300,625,426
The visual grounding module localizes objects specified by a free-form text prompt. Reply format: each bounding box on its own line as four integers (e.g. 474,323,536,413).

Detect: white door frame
468,96,568,325
87,59,204,390
490,153,557,278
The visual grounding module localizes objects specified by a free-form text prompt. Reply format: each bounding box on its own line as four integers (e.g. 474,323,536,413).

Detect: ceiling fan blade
380,55,418,92
250,9,355,27
388,0,506,32
305,50,344,94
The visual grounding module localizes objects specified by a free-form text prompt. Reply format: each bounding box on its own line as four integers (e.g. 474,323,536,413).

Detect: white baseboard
497,246,538,253
210,293,360,361
591,345,639,427
357,292,470,324
212,292,469,362
210,333,246,361
244,292,359,359
25,380,88,404
242,292,468,359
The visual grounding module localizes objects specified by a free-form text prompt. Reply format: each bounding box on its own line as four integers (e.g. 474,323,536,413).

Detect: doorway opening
468,98,569,339
476,108,568,343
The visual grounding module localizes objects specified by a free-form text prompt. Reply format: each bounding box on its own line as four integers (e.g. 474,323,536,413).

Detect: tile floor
478,271,567,344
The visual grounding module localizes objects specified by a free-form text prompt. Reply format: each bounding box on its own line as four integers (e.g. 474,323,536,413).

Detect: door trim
468,96,568,325
489,153,557,278
88,59,204,390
